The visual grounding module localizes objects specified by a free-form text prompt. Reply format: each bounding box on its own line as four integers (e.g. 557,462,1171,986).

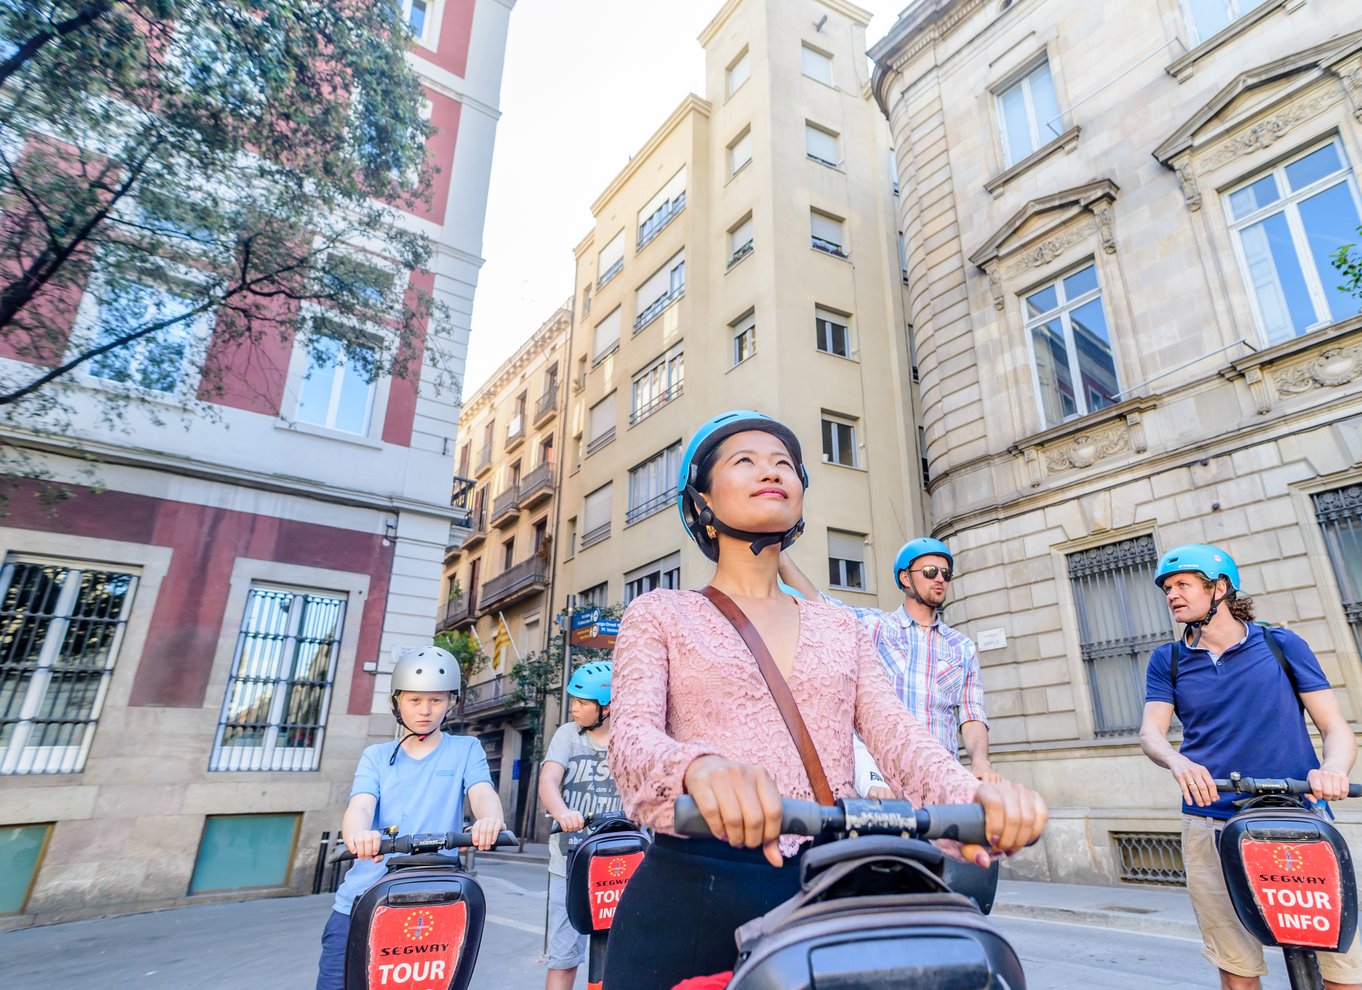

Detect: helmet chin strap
686,485,804,556
388,702,445,765
902,570,941,615
1183,585,1231,649
577,704,609,734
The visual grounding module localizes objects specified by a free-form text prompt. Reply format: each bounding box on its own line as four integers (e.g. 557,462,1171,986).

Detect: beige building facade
872,0,1362,884
441,302,571,830
554,0,926,632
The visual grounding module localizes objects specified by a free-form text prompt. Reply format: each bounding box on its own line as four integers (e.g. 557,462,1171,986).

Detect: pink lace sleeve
607,594,717,833
851,618,979,809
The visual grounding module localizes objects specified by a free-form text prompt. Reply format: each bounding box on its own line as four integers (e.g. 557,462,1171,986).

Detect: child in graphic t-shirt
538,661,622,990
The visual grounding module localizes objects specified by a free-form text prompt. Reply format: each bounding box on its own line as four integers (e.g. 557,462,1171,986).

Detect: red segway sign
587,852,644,931
1241,839,1344,950
368,901,468,988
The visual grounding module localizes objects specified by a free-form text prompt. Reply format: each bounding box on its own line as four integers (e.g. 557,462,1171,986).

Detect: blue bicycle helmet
567,661,612,706
892,537,954,590
1154,544,1241,646
677,410,809,562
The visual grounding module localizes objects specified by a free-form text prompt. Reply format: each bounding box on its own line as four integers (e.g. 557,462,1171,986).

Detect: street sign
597,620,620,636
571,608,601,630
571,619,618,649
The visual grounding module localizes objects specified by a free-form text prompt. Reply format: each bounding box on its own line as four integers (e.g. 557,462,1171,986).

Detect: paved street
2,858,1299,989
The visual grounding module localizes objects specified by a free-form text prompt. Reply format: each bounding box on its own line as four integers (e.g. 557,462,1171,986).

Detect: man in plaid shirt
780,537,1001,783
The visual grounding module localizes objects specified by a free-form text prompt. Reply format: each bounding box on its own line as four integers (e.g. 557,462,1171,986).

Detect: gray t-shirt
544,721,622,876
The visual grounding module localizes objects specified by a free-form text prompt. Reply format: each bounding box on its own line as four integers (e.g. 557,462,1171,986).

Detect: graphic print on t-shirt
555,749,622,860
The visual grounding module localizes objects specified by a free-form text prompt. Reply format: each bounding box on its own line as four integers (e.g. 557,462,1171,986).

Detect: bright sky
463,0,908,393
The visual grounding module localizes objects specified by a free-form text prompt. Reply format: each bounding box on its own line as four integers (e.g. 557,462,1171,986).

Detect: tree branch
0,1,116,88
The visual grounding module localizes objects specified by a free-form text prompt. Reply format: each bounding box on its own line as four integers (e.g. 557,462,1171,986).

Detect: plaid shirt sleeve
820,593,887,639
957,637,988,726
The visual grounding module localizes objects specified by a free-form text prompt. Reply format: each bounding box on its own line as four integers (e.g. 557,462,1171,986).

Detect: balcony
461,505,488,550
461,673,525,718
479,556,549,614
505,415,525,452
812,236,848,259
637,191,685,250
490,486,521,528
436,594,478,632
450,475,475,528
596,259,623,290
634,284,684,333
474,443,493,476
629,381,683,427
580,521,611,550
518,460,553,509
626,487,675,526
727,239,753,269
586,427,615,457
533,383,559,427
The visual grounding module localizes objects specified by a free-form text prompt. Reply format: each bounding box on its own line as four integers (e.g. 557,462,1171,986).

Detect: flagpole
499,611,524,663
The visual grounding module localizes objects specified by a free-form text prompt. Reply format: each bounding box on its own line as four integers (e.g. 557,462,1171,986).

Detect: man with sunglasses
779,537,999,783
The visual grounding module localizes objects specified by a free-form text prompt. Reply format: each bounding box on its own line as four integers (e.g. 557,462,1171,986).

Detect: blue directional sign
571,608,601,630
597,620,620,636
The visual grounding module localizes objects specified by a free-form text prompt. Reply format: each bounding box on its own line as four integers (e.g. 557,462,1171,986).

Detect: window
565,517,578,560
732,311,756,366
728,214,754,267
581,483,613,549
811,210,846,258
507,393,526,444
403,0,431,38
209,587,346,772
728,128,753,176
997,59,1063,166
457,442,471,477
828,530,866,590
1183,0,1269,45
533,518,548,553
726,47,750,97
593,307,622,364
502,537,515,570
627,442,682,525
918,426,930,485
294,331,377,435
1024,264,1119,428
86,279,204,394
638,167,686,249
587,393,616,455
634,251,685,331
0,559,137,775
189,813,301,894
821,414,857,467
597,230,625,288
320,254,393,309
1315,485,1362,662
815,307,851,357
1226,139,1362,346
1067,536,1172,736
0,823,51,913
805,122,839,168
625,552,682,603
578,583,608,608
631,342,684,425
802,43,833,85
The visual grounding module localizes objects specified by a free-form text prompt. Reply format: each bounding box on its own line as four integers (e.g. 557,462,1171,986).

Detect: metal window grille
1315,485,1362,660
210,588,346,772
1067,536,1173,736
0,559,137,775
1113,831,1186,886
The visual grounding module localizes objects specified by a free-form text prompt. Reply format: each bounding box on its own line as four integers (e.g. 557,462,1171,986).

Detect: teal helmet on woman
677,410,809,562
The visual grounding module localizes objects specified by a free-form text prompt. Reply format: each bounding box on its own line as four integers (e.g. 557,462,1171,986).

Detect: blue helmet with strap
677,410,809,562
567,661,612,706
892,537,954,590
1154,544,1241,647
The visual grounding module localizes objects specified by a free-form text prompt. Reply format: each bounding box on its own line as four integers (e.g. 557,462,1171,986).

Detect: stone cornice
588,94,710,218
697,0,744,46
969,178,1119,269
460,302,573,423
869,0,987,114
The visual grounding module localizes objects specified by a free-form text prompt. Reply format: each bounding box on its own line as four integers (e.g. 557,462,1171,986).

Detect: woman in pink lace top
602,411,1047,987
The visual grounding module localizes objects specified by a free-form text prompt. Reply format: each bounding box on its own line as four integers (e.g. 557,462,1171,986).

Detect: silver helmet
390,645,461,697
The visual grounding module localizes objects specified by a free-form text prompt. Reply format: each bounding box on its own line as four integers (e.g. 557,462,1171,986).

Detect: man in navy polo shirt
1140,543,1361,989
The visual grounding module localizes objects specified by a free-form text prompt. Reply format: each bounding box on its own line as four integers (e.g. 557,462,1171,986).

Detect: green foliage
1333,232,1362,303
0,1,451,467
509,602,624,762
434,629,488,686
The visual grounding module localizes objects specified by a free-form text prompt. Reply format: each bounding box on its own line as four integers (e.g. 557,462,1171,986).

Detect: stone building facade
871,0,1362,883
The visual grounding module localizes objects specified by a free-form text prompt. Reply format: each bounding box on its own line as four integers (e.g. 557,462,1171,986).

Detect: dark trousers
603,834,805,988
316,909,349,990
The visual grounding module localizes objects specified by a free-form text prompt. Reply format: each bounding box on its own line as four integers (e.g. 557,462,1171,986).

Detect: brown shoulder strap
698,585,835,805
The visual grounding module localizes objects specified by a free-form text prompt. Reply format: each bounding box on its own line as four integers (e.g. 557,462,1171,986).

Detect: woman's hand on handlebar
1170,754,1218,808
966,781,1048,867
469,816,506,850
344,828,385,862
683,755,784,868
554,810,586,832
1309,767,1353,802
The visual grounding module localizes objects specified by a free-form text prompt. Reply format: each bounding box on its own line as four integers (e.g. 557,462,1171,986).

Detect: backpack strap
1256,622,1304,713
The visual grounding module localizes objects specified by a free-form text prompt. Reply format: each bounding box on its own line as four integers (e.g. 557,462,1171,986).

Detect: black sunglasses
911,565,952,582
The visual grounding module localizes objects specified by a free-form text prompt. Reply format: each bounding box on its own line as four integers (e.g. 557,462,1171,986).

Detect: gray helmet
390,645,461,697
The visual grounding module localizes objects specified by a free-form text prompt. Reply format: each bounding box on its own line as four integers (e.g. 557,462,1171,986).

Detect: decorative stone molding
1200,91,1337,172
998,223,1094,281
983,126,1082,198
1273,344,1362,394
1173,162,1202,211
1339,63,1362,119
1094,204,1116,254
1043,423,1130,473
1010,400,1154,489
1224,317,1362,415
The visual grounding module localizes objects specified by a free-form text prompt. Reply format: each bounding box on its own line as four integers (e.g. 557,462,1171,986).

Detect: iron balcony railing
629,382,682,427
463,673,520,715
505,415,525,448
637,191,686,249
490,486,520,524
475,443,493,474
580,521,611,550
518,460,553,504
436,594,477,631
534,383,559,424
586,427,615,456
811,235,848,259
596,258,623,289
479,557,549,613
450,475,475,527
626,488,675,525
634,285,684,332
727,239,753,269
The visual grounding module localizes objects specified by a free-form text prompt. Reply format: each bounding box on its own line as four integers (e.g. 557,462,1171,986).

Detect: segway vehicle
328,826,518,990
1214,773,1362,990
551,812,652,990
673,794,1026,989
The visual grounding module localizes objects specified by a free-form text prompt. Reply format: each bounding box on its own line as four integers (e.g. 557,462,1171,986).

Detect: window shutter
827,530,865,562
593,308,621,359
811,212,843,245
583,484,613,532
589,394,616,440
597,230,624,277
805,124,838,163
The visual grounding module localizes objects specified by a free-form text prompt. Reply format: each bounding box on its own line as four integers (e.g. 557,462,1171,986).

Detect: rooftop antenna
814,14,827,31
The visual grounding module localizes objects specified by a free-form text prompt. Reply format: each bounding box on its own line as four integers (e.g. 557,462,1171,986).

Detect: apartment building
440,302,572,829
872,0,1362,885
0,0,513,925
554,0,925,634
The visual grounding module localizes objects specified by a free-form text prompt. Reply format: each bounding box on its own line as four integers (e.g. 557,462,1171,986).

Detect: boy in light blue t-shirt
315,645,505,990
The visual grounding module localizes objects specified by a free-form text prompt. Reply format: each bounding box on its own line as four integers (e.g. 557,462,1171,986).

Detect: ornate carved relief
1341,66,1362,119
1200,92,1338,172
1244,367,1271,415
1272,345,1362,394
986,264,1004,311
1174,162,1202,211
1042,423,1131,473
999,222,1094,281
1094,204,1116,254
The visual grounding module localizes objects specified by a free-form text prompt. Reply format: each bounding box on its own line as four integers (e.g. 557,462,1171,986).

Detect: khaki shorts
1182,814,1362,981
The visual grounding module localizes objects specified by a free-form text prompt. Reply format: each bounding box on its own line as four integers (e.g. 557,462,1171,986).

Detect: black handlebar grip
672,796,712,837
916,804,988,845
779,799,825,837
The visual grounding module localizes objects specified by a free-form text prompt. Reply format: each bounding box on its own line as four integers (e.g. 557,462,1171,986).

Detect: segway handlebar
1212,775,1362,798
547,812,638,835
328,829,519,863
672,796,988,846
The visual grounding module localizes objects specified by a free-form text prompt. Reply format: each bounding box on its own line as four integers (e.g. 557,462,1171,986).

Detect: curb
990,901,1200,940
